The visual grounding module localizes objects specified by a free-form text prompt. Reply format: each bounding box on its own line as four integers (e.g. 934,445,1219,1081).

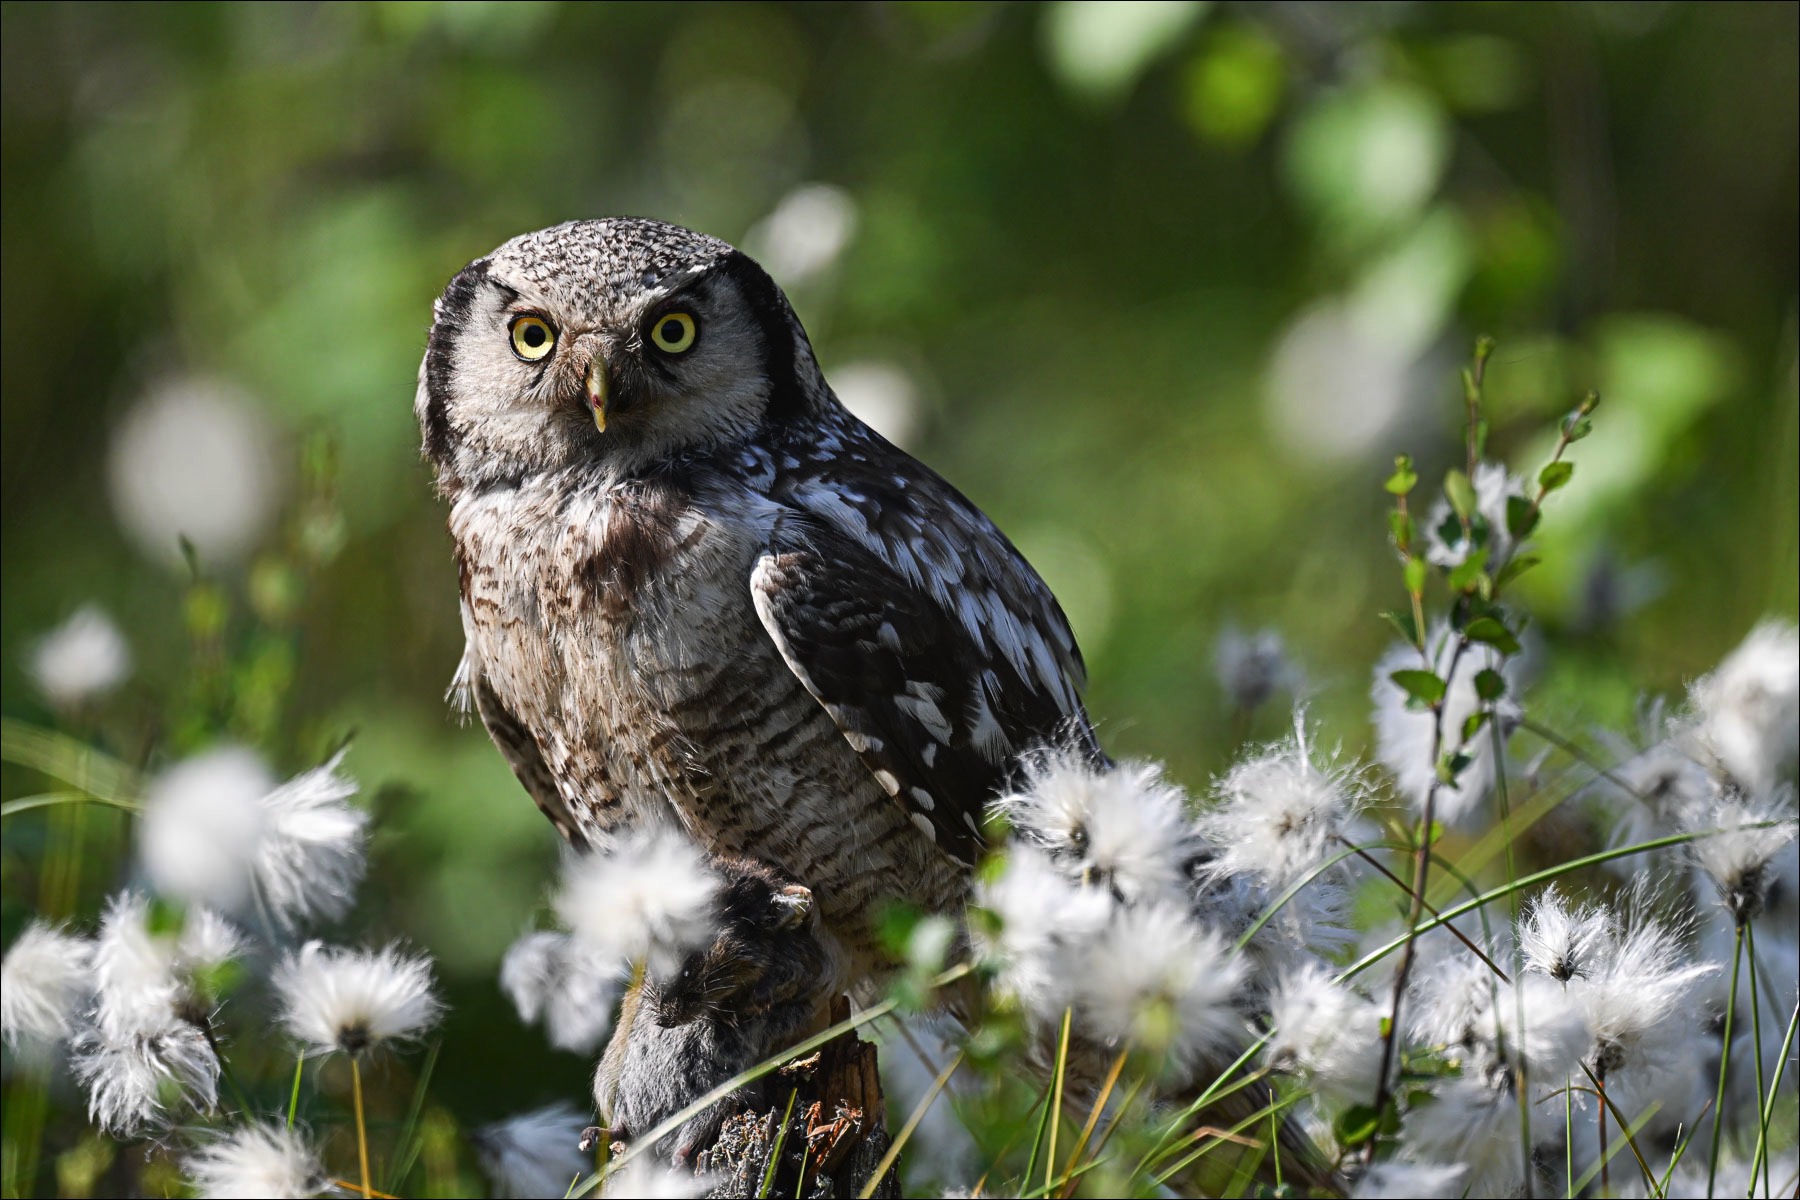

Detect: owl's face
417,219,821,490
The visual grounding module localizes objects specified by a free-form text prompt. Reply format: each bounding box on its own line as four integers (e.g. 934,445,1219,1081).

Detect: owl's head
416,218,825,491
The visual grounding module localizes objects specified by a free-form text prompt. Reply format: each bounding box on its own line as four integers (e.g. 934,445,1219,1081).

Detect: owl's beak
585,357,609,432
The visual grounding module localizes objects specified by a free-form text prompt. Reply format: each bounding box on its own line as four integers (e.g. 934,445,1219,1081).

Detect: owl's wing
751,464,1096,867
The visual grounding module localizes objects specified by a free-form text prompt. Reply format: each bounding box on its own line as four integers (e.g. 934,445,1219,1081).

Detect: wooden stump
697,998,899,1198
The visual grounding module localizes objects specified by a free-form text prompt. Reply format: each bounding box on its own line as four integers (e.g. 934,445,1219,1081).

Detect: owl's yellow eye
509,315,556,361
649,312,698,354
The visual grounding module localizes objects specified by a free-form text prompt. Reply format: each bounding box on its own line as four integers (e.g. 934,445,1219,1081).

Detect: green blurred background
3,0,1796,1159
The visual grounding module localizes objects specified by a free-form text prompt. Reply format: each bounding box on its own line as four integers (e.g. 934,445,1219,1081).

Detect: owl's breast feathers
452,411,1096,878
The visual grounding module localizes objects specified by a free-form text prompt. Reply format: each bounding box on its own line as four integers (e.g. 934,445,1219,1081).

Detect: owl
416,218,1099,979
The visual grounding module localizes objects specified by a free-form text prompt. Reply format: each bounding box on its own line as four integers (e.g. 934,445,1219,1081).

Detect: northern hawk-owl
417,218,1098,979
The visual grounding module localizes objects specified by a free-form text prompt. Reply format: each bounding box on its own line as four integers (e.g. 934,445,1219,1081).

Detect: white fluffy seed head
1686,785,1799,924
1591,734,1713,878
30,605,131,709
273,941,443,1057
1397,1071,1531,1198
1569,908,1714,1082
138,746,368,929
1519,885,1615,983
90,892,240,1039
473,1103,593,1200
1371,623,1520,824
1198,714,1371,887
71,1021,220,1137
1265,963,1385,1109
1689,621,1799,794
992,752,1197,905
1409,951,1589,1085
553,829,720,976
138,747,273,916
1351,1161,1470,1199
254,748,368,930
499,929,618,1055
1,922,93,1051
184,1122,325,1199
1071,903,1248,1080
971,845,1116,1026
598,1158,713,1199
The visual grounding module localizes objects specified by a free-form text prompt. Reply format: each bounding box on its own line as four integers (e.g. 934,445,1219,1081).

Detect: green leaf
1444,468,1478,519
1506,495,1538,540
1494,553,1542,589
1388,509,1414,552
1474,668,1507,701
1461,710,1491,744
1464,616,1521,655
1562,416,1594,443
1384,454,1419,496
1334,1104,1381,1148
1437,751,1472,783
1403,556,1428,596
1446,548,1489,593
1537,460,1574,493
1389,669,1446,707
1379,609,1419,646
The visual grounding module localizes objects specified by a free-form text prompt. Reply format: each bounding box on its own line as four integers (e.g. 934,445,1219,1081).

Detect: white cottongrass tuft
89,892,241,1040
1518,885,1614,983
1371,623,1520,823
1423,461,1528,570
30,605,131,709
273,941,443,1057
139,746,274,916
1350,1161,1469,1199
138,745,368,928
108,376,283,568
598,1157,713,1199
1686,784,1799,924
1689,620,1799,793
1408,951,1589,1085
71,1021,221,1137
1196,714,1371,887
1,922,93,1050
1071,903,1248,1079
971,845,1116,1026
1667,1151,1800,1200
1591,730,1713,876
184,1122,325,1199
1397,1070,1534,1198
72,895,235,1134
992,751,1196,905
499,929,619,1055
1213,626,1299,713
553,829,720,975
473,1102,593,1200
1569,909,1715,1102
1264,964,1385,1109
254,747,368,929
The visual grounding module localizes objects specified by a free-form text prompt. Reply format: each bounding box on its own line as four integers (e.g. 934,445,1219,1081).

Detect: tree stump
697,998,898,1198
